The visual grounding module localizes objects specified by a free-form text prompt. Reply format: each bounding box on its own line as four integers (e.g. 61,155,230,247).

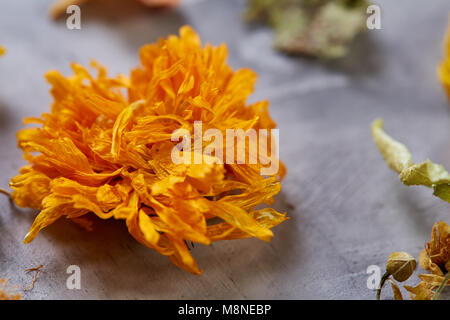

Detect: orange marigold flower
10,26,287,275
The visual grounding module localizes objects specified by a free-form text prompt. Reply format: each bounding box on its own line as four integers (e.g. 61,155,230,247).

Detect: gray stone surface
0,0,450,299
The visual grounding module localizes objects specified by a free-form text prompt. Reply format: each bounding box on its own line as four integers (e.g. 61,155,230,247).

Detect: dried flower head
9,26,287,275
423,221,450,272
438,19,450,98
404,221,450,300
386,251,417,282
377,251,416,300
0,279,21,300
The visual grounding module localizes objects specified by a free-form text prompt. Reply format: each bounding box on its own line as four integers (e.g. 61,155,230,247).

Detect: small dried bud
386,251,417,282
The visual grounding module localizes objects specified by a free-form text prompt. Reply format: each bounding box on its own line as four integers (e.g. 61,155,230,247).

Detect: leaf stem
376,271,390,300
432,272,450,300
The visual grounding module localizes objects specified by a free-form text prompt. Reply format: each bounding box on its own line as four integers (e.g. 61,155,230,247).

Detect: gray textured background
1,0,450,299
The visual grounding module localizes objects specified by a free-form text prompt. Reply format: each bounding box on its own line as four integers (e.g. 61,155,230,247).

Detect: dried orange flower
438,19,450,98
423,221,450,271
404,221,450,300
49,0,180,19
10,26,287,275
0,279,21,300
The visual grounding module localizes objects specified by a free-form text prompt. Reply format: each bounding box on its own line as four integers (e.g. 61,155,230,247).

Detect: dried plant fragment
372,119,450,300
381,223,450,300
245,0,370,59
371,119,450,204
377,251,416,300
49,0,87,20
9,26,287,275
423,222,450,272
404,221,450,300
386,252,417,282
49,0,179,19
438,19,450,98
388,279,403,300
0,279,21,300
0,188,10,197
24,264,43,291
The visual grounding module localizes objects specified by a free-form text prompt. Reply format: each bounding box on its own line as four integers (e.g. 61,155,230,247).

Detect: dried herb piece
377,251,416,300
49,0,86,20
386,252,417,282
372,119,450,299
245,0,370,59
405,221,450,300
438,19,450,98
379,223,450,300
49,0,179,19
388,279,403,300
9,26,287,275
423,222,450,272
24,264,43,291
433,273,450,300
0,188,10,197
371,119,450,204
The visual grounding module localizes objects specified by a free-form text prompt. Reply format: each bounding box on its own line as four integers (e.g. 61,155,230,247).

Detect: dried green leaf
371,119,450,203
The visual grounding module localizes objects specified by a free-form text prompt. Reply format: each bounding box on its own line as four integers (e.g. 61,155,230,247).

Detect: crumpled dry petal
404,281,436,300
422,221,450,272
388,279,403,300
10,26,287,275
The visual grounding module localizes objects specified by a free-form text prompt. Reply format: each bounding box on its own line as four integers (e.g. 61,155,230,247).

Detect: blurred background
0,0,449,299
